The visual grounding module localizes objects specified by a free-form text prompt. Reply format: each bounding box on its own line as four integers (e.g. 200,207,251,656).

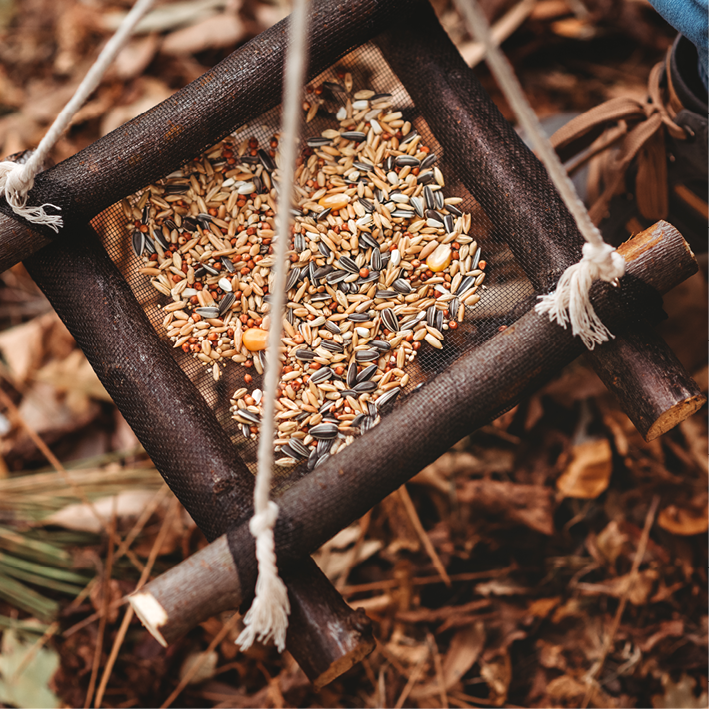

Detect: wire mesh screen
91,41,535,486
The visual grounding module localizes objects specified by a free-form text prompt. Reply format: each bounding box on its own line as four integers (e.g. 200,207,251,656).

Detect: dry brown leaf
35,348,111,402
100,78,174,136
525,596,561,619
43,490,160,533
0,314,52,382
576,568,659,605
479,649,512,706
652,673,708,709
111,35,162,80
556,438,612,499
410,622,485,698
658,504,709,536
162,12,245,55
595,520,630,566
457,479,555,534
547,674,618,708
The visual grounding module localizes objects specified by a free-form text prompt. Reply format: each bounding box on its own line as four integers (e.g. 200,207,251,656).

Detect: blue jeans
648,0,708,89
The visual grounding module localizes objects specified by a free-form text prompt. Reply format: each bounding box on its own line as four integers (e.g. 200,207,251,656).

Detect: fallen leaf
180,650,218,685
479,649,512,706
43,490,160,533
35,348,111,402
161,13,246,55
0,314,49,382
658,504,709,536
0,629,60,708
100,78,174,136
652,673,708,708
576,568,659,606
556,438,612,499
102,0,230,34
457,479,555,534
595,520,630,566
410,622,485,698
547,674,617,708
110,35,161,81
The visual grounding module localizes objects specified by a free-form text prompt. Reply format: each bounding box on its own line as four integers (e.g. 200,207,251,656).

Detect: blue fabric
647,0,708,89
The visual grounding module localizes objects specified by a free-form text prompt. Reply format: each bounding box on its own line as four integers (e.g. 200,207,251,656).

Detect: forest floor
0,0,706,707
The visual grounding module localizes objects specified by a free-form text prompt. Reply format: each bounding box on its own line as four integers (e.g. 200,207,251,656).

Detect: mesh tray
91,41,534,487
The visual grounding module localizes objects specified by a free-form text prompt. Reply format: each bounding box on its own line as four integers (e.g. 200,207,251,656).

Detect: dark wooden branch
131,221,698,642
25,224,373,685
584,326,705,440
375,6,704,441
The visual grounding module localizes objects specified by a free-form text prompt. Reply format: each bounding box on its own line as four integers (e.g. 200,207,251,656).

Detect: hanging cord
452,0,625,350
236,0,309,653
0,0,155,232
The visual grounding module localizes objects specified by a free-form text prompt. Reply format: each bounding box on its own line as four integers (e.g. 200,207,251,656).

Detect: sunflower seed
421,153,437,169
447,203,463,217
381,308,399,332
395,155,420,167
340,131,366,142
375,387,400,409
316,207,332,222
307,137,333,147
219,292,235,316
456,275,474,295
195,307,220,318
131,231,145,257
358,197,375,213
471,246,482,270
310,366,333,384
322,340,344,353
355,349,379,362
286,268,300,291
338,255,359,273
348,312,370,322
346,361,358,387
356,364,377,383
326,270,348,284
258,149,275,171
400,130,418,146
359,232,379,249
392,278,413,294
295,349,315,361
325,321,341,335
423,186,435,210
310,422,339,440
236,409,261,425
444,214,454,233
370,339,391,351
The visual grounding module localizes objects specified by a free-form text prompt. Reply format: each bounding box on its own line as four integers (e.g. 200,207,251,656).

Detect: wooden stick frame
131,221,699,643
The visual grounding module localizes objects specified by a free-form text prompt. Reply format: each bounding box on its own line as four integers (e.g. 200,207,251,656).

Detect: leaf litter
0,0,705,707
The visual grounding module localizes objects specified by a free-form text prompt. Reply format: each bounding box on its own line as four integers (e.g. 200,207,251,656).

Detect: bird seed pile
125,73,487,469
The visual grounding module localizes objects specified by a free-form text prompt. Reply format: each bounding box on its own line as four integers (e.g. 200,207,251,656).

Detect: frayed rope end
535,242,625,351
236,501,291,653
0,160,63,233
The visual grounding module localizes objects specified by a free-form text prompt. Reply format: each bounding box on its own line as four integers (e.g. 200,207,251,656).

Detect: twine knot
535,241,626,351
248,500,279,537
237,500,290,653
0,159,63,232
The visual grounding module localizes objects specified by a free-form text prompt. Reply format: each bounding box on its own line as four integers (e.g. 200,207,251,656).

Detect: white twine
452,0,625,350
236,0,309,653
0,0,155,231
